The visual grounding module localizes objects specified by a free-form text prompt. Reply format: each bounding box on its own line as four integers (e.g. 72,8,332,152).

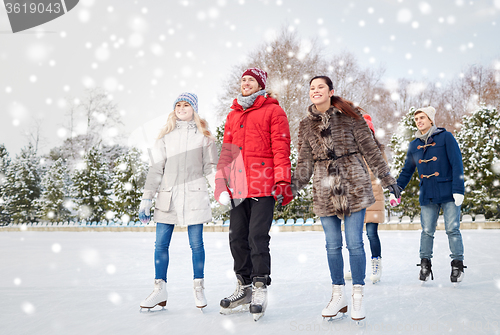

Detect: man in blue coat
396,106,466,285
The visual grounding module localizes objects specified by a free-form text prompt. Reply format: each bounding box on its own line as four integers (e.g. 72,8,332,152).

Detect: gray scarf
237,90,266,110
415,124,437,144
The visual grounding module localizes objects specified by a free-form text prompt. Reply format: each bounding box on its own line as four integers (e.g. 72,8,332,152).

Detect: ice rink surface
1,229,499,335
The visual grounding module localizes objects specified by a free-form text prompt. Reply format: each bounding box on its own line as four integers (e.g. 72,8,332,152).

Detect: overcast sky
1,0,500,157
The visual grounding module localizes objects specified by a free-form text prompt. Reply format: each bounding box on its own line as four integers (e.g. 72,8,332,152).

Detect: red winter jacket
215,94,291,199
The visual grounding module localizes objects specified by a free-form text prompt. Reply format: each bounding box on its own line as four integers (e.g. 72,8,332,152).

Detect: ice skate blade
253,312,264,321
323,313,347,322
352,318,365,325
220,303,249,315
139,306,166,313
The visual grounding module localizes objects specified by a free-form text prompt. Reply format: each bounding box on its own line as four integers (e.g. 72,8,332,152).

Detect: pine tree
455,106,500,219
72,147,111,222
111,147,148,222
3,143,41,223
389,108,421,219
38,158,71,222
274,143,314,220
0,144,11,224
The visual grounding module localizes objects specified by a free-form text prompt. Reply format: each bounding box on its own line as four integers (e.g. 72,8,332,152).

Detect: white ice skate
249,279,268,322
322,284,348,321
140,279,168,311
193,278,207,309
370,257,382,284
220,274,252,315
351,284,365,322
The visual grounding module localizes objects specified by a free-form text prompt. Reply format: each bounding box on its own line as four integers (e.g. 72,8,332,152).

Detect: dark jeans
365,222,381,259
229,196,275,285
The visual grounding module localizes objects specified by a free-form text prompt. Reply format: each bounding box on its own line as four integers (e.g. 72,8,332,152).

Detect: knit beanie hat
173,92,198,113
363,114,375,134
415,106,436,125
241,68,268,89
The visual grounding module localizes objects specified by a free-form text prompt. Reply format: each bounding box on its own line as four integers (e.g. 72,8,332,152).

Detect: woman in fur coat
291,76,401,321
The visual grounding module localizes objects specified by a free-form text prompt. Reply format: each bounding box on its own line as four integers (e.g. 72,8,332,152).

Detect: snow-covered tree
455,106,500,219
274,143,314,220
72,147,111,222
215,26,328,147
3,143,41,223
111,147,148,222
38,158,71,222
0,144,10,224
388,108,421,219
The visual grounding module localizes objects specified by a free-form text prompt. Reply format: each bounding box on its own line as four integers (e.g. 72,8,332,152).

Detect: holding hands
387,184,402,207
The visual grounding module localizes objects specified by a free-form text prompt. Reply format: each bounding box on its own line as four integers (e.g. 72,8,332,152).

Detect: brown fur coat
292,105,396,218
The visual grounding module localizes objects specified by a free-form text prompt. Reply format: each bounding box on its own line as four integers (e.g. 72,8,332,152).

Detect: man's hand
272,183,295,210
453,193,464,206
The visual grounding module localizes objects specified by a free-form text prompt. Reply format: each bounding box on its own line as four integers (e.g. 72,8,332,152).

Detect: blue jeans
365,222,381,259
420,201,464,261
154,223,205,281
321,209,366,286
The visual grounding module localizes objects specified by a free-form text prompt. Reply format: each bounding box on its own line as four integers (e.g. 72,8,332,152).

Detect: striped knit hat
173,92,198,113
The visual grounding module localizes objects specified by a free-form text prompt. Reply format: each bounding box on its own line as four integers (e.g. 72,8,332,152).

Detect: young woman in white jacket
138,93,218,310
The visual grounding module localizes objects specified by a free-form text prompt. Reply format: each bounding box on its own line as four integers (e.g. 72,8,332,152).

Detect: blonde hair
157,111,214,140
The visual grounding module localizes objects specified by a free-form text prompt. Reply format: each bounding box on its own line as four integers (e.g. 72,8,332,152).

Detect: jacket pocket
436,176,452,200
156,190,172,212
188,180,208,192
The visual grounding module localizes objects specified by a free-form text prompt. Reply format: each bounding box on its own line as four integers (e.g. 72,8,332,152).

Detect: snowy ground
1,229,500,335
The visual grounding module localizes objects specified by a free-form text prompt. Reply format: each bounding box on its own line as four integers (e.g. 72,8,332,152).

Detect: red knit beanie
241,67,268,89
363,114,375,134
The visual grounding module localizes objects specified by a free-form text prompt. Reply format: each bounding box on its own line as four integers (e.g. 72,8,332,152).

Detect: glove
218,191,231,206
215,179,232,206
138,199,152,224
272,183,295,210
387,184,402,199
389,193,401,207
453,193,464,206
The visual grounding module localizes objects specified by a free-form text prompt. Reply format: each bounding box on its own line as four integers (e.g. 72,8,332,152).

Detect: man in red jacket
215,67,292,320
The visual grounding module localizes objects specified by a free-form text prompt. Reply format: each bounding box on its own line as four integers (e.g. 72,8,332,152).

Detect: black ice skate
220,274,252,315
417,258,434,283
450,260,467,287
249,277,268,322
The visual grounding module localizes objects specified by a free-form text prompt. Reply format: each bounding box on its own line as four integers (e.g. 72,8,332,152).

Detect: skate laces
326,286,342,308
372,259,379,274
146,279,162,300
194,286,205,300
226,282,248,302
145,285,162,302
252,284,267,305
352,287,363,311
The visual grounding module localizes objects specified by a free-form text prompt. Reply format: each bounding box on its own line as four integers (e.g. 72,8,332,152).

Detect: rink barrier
1,214,499,232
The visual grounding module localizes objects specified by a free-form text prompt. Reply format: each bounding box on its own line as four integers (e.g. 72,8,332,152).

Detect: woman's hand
139,199,152,224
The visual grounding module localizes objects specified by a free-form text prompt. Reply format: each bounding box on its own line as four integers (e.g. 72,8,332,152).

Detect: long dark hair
309,76,362,120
